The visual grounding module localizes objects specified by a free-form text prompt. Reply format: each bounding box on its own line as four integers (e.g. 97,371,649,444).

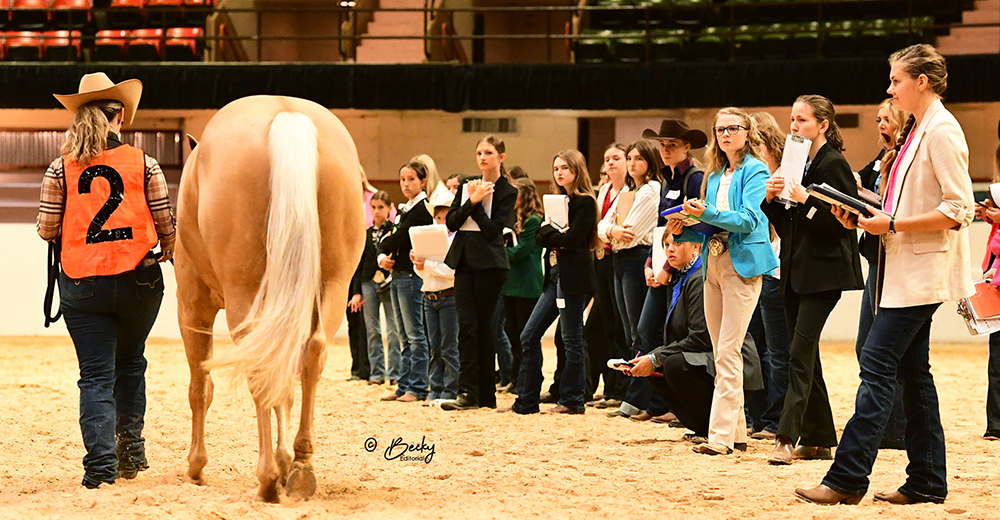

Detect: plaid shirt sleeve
36,158,65,242
144,154,177,257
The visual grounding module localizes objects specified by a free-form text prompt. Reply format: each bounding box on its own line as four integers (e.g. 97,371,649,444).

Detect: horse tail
211,111,322,409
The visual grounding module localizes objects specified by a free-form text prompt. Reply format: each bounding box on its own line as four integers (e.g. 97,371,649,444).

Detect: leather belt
708,235,729,257
424,288,454,301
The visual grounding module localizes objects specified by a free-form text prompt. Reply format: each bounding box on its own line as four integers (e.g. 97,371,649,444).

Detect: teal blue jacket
678,155,778,279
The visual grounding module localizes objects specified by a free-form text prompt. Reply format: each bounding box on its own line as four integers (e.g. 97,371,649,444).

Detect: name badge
873,159,881,171
666,190,681,200
556,298,566,309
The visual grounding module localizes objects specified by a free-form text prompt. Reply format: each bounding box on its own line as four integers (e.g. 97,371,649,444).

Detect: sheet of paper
616,191,635,224
543,194,570,229
652,226,667,272
408,224,451,263
459,182,493,232
778,134,811,203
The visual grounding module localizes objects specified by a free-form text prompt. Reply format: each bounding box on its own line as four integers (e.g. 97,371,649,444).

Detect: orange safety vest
61,145,158,279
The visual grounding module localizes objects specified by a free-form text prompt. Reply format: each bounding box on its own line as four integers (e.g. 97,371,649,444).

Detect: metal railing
0,0,997,62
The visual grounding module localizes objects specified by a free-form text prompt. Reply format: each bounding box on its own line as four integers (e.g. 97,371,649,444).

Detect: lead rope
43,240,62,328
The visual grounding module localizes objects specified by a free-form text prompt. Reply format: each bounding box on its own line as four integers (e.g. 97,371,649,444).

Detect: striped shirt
598,180,661,251
36,138,176,258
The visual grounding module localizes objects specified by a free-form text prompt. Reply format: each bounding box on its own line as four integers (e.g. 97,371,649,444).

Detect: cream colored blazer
880,99,974,308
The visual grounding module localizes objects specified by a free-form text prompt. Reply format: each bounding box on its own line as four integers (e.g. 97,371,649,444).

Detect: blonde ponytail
61,100,124,166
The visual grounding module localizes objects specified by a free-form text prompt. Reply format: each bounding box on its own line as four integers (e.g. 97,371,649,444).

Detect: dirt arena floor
0,335,997,520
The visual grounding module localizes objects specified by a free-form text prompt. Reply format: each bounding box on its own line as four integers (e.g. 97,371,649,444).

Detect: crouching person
625,234,762,445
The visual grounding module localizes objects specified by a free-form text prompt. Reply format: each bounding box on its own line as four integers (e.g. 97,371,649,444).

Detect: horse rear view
175,96,364,501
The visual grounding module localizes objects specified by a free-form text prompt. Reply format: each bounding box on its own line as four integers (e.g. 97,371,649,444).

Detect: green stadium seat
593,0,634,30
859,19,890,57
759,22,792,59
576,29,613,63
824,19,856,57
650,28,686,62
692,25,729,61
792,21,820,58
614,31,646,62
732,24,759,60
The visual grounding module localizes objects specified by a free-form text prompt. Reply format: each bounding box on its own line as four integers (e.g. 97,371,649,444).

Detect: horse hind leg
286,331,327,500
274,393,294,487
180,275,219,486
253,402,283,503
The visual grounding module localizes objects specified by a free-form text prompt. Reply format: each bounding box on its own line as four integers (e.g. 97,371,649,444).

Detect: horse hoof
256,483,282,503
285,465,316,499
183,472,206,486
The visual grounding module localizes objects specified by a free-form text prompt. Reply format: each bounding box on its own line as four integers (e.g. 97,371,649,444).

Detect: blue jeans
390,272,429,399
758,275,790,434
613,246,650,355
494,299,513,386
59,263,163,487
361,280,401,382
515,277,588,413
857,263,907,445
823,303,947,502
425,293,459,400
628,281,669,416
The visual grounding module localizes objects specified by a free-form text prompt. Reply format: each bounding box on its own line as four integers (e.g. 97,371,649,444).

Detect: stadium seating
146,0,181,27
50,0,90,30
106,0,144,29
128,27,162,60
10,0,50,30
164,25,200,60
4,30,42,59
93,28,128,60
42,28,80,60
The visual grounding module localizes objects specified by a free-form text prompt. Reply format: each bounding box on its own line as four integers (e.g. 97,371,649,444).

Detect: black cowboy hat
642,119,708,150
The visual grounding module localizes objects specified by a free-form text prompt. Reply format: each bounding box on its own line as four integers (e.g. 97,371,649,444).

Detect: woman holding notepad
440,135,518,411
668,107,778,455
797,44,974,505
761,95,864,465
597,140,663,420
505,149,598,415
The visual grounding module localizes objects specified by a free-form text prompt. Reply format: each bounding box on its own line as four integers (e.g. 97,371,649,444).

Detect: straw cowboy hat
425,188,455,217
54,72,143,128
642,118,708,150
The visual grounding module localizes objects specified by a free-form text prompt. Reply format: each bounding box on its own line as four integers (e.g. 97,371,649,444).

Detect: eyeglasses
714,125,747,136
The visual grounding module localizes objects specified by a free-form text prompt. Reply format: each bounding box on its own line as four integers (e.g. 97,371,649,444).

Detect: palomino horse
175,95,364,501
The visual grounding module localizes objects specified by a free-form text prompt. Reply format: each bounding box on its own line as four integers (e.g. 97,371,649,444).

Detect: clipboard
778,135,811,205
805,183,886,219
459,182,492,232
408,224,450,262
957,280,1000,335
652,226,667,271
660,206,724,236
543,194,570,229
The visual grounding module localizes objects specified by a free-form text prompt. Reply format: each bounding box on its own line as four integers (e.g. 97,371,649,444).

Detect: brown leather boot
795,484,864,505
794,445,834,460
767,436,794,465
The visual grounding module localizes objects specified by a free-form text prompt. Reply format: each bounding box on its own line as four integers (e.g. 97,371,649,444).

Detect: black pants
647,353,714,437
504,295,537,392
589,253,627,400
777,287,841,447
455,266,508,408
347,306,370,379
988,332,1000,436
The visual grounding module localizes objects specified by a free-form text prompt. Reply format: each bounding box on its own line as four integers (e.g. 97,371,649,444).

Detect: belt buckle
549,250,558,267
595,248,605,260
426,292,439,301
708,236,728,257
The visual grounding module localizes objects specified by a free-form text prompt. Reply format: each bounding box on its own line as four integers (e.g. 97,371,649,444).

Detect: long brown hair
795,95,846,151
880,45,949,186
750,111,785,168
625,140,662,185
61,100,123,166
552,149,601,251
512,177,543,233
478,134,509,179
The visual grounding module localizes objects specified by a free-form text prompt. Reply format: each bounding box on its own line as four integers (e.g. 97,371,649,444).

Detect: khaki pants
703,250,761,449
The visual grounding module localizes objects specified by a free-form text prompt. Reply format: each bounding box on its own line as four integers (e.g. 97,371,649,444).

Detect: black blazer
357,222,391,286
445,175,517,271
378,197,434,274
856,149,886,264
649,264,763,391
762,143,864,295
536,193,598,296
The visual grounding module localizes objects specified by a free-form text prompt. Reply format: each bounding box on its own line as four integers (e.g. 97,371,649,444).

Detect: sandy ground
0,335,997,520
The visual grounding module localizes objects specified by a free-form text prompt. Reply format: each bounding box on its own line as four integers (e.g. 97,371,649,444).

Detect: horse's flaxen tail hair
208,111,322,410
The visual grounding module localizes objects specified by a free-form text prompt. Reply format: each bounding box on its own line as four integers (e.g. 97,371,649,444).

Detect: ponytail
60,100,123,167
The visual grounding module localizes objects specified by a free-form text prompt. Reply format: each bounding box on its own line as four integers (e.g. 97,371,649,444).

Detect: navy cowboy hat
642,119,708,150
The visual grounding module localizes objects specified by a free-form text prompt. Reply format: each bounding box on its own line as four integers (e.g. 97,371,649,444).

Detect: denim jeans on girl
494,299,513,387
515,275,588,413
390,271,429,399
59,263,163,488
361,280,401,382
425,293,459,400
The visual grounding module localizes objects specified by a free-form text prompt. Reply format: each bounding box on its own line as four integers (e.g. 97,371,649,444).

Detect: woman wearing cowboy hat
38,72,175,489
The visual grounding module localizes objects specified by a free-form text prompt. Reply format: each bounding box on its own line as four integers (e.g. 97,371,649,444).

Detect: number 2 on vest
78,165,134,244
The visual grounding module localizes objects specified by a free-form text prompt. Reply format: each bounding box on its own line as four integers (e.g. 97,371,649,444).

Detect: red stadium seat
51,0,92,30
107,0,144,29
182,0,211,27
4,30,42,60
164,26,200,60
42,29,81,60
93,28,128,60
10,0,50,30
146,0,182,27
0,1,10,31
128,27,162,60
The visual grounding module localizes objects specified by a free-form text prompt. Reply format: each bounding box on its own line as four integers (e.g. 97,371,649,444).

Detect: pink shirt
883,131,916,214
